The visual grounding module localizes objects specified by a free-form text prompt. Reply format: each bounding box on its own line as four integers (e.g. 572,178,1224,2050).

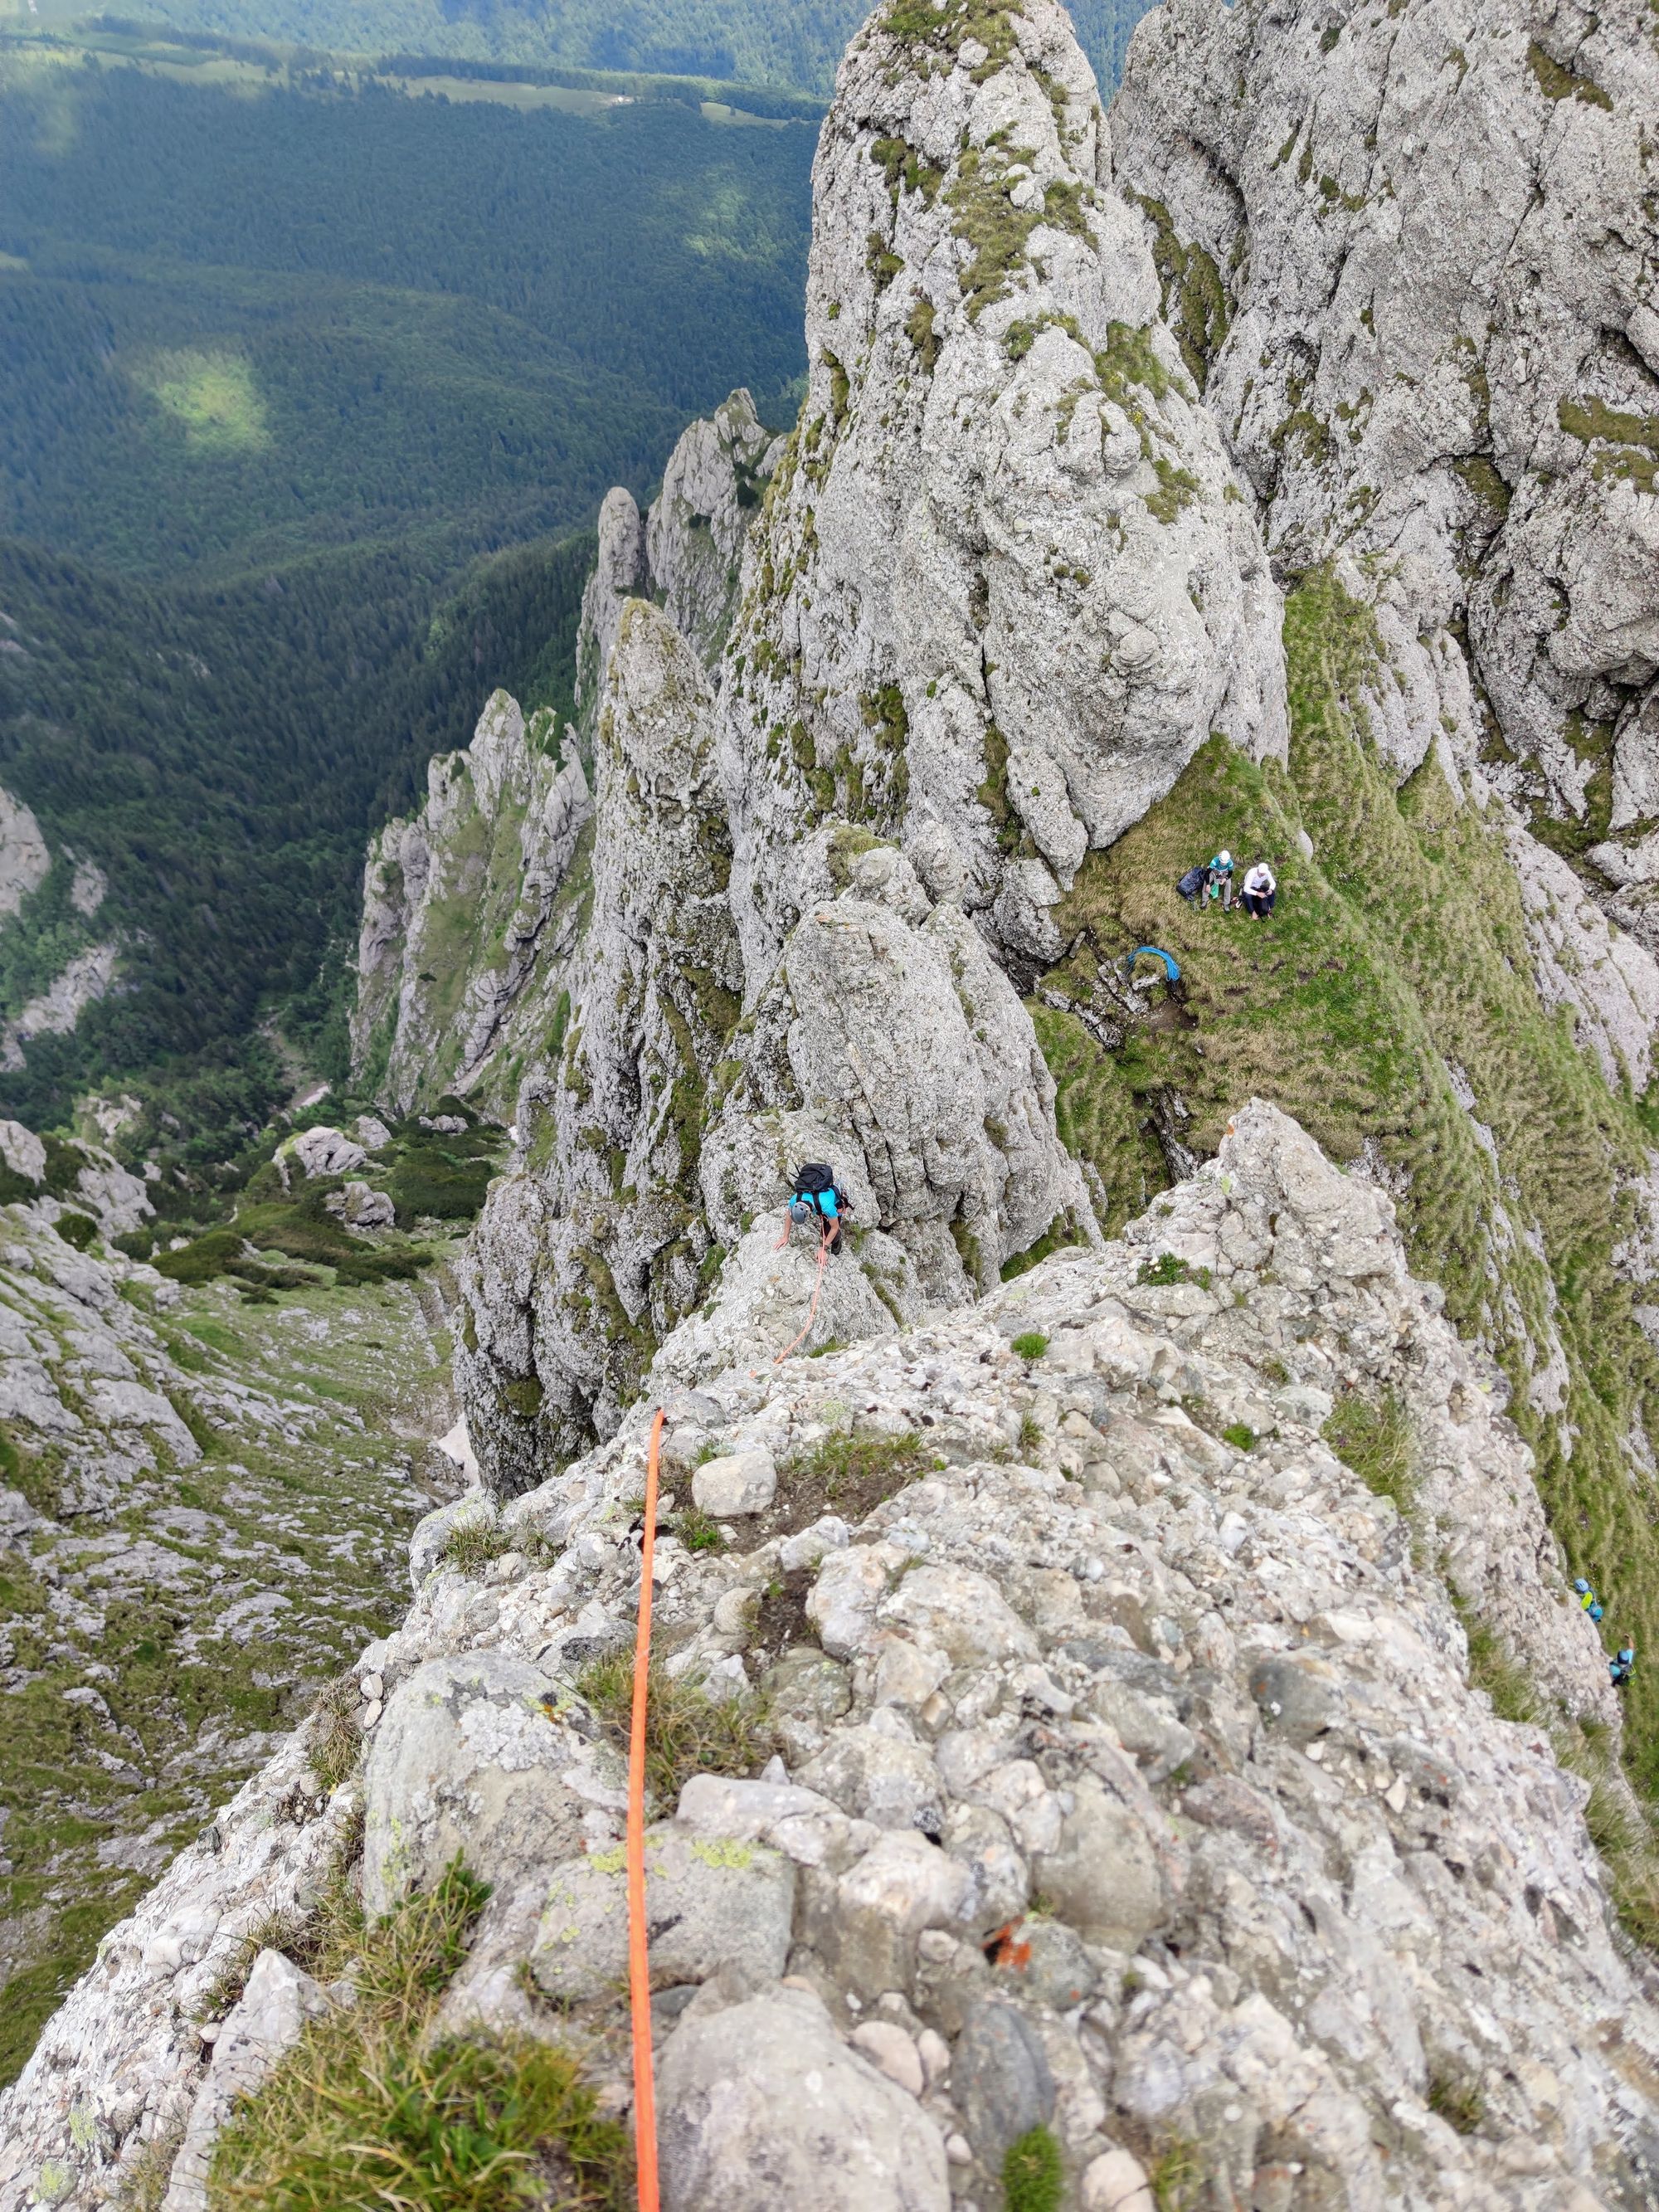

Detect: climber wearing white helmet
1204,849,1236,910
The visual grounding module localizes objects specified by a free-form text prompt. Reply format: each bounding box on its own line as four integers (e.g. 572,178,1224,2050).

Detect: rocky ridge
6,1104,1657,2206
333,0,1659,1717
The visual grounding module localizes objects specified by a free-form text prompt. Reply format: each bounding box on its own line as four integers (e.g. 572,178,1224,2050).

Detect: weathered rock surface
1113,0,1659,871
0,783,49,923
577,388,783,712
350,688,591,1115
362,1649,618,1913
0,940,119,1074
458,599,745,1488
12,1104,1658,2209
718,0,1287,982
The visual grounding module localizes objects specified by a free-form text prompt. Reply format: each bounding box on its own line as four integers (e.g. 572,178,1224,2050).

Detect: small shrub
577,1654,771,1810
1003,2124,1063,2212
1222,1422,1257,1452
54,1209,98,1250
309,1673,361,1794
1010,1330,1050,1361
210,1859,630,2208
1427,2072,1485,2136
674,1506,727,1555
1136,1252,1212,1289
1322,1389,1414,1513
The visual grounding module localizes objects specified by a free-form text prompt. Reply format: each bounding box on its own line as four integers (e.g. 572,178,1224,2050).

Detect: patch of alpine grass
210,1859,630,2209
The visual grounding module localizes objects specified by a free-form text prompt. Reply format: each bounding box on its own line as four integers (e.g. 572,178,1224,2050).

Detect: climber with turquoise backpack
787,1162,853,1257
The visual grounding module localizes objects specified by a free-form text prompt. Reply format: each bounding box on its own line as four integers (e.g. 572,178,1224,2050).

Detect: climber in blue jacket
1611,1647,1636,1688
788,1162,852,1256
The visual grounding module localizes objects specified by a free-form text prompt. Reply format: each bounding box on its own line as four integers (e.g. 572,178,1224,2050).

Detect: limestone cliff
350,690,590,1118
1112,0,1659,911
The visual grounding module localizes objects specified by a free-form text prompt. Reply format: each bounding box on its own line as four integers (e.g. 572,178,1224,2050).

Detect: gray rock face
458,601,745,1488
577,389,781,713
717,0,1287,984
1113,0,1659,870
7,1105,1659,2210
361,1649,615,1914
529,1824,795,2003
350,689,591,1116
0,784,49,923
656,1985,951,2212
0,941,119,1074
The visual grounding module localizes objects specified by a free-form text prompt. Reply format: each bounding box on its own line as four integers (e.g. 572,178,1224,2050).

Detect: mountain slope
6,1104,1658,2204
7,0,1659,2200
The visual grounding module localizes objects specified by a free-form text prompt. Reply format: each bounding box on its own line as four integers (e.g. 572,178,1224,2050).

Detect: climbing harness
626,1407,666,2212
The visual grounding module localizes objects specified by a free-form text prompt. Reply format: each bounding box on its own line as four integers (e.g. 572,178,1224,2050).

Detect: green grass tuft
308,1672,362,1795
1222,1423,1257,1452
211,1858,631,2208
1322,1391,1414,1515
1147,2135,1203,2210
1003,2123,1063,2212
1426,2073,1486,2136
1136,1252,1209,1289
1010,1330,1049,1361
577,1654,771,1812
673,1506,727,1555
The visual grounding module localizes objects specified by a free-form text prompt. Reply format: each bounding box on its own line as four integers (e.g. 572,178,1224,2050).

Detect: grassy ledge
209,1859,630,2209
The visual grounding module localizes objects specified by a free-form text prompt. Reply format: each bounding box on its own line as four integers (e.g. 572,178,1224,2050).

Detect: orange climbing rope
627,1406,665,2212
772,1220,833,1364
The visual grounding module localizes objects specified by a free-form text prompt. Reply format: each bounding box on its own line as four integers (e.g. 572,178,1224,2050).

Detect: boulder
949,1999,1056,2167
657,1983,951,2212
690,1448,777,1519
0,1119,45,1186
529,1825,795,2004
286,1127,367,1181
362,1650,610,1913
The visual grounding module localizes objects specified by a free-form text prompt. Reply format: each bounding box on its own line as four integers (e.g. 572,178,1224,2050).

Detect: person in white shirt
1240,858,1277,920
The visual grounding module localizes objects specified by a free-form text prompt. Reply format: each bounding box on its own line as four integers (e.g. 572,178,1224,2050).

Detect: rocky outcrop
577,388,783,712
0,783,48,923
1112,0,1659,868
718,0,1287,980
350,689,591,1116
12,1106,1657,2208
460,595,1095,1496
460,600,744,1486
0,940,119,1074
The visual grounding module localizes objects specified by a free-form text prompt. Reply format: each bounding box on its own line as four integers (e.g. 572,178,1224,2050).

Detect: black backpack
1176,864,1206,903
791,1162,851,1218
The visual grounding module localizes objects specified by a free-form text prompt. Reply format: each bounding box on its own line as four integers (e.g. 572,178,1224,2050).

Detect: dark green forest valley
0,30,815,1161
